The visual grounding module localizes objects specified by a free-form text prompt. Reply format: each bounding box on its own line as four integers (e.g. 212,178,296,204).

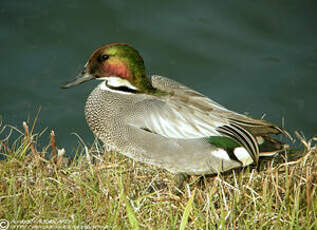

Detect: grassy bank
0,120,316,229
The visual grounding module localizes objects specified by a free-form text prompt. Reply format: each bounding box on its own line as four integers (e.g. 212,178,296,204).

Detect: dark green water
1,0,316,152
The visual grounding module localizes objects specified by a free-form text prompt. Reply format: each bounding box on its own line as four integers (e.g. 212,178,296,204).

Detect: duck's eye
98,54,109,62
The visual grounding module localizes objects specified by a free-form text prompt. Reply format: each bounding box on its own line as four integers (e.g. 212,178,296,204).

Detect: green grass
0,120,316,229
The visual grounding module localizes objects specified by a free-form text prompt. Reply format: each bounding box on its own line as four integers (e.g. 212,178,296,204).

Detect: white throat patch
98,77,138,95
106,77,138,90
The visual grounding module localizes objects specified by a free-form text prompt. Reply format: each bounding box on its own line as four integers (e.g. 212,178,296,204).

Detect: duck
62,43,290,182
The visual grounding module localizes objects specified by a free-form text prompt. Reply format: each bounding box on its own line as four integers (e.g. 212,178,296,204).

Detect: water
1,0,316,152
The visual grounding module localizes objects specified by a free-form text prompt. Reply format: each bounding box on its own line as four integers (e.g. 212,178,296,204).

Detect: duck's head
62,43,154,93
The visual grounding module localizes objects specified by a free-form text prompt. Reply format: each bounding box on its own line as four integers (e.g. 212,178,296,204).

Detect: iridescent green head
62,43,155,93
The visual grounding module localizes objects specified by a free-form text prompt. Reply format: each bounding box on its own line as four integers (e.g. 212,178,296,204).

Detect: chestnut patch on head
103,59,132,80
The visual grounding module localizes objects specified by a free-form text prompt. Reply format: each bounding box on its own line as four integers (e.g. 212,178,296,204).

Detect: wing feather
128,75,289,165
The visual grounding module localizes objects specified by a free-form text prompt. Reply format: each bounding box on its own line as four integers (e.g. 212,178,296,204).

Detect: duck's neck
131,72,167,96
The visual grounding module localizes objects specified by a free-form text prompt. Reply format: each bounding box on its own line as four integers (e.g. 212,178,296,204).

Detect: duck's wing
130,75,290,165
152,75,291,133
151,75,228,112
151,75,290,135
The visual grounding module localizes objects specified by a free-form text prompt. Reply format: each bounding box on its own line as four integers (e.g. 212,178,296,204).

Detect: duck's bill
61,71,95,89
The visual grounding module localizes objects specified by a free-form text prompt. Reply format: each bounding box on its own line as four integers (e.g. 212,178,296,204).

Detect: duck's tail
256,135,289,157
214,111,292,167
234,118,292,162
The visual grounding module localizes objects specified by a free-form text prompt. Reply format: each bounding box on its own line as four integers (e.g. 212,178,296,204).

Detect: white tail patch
234,147,253,166
210,149,231,161
256,136,265,145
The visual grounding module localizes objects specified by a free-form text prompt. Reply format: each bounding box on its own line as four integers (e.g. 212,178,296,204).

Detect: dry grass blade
22,121,37,155
50,130,57,164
